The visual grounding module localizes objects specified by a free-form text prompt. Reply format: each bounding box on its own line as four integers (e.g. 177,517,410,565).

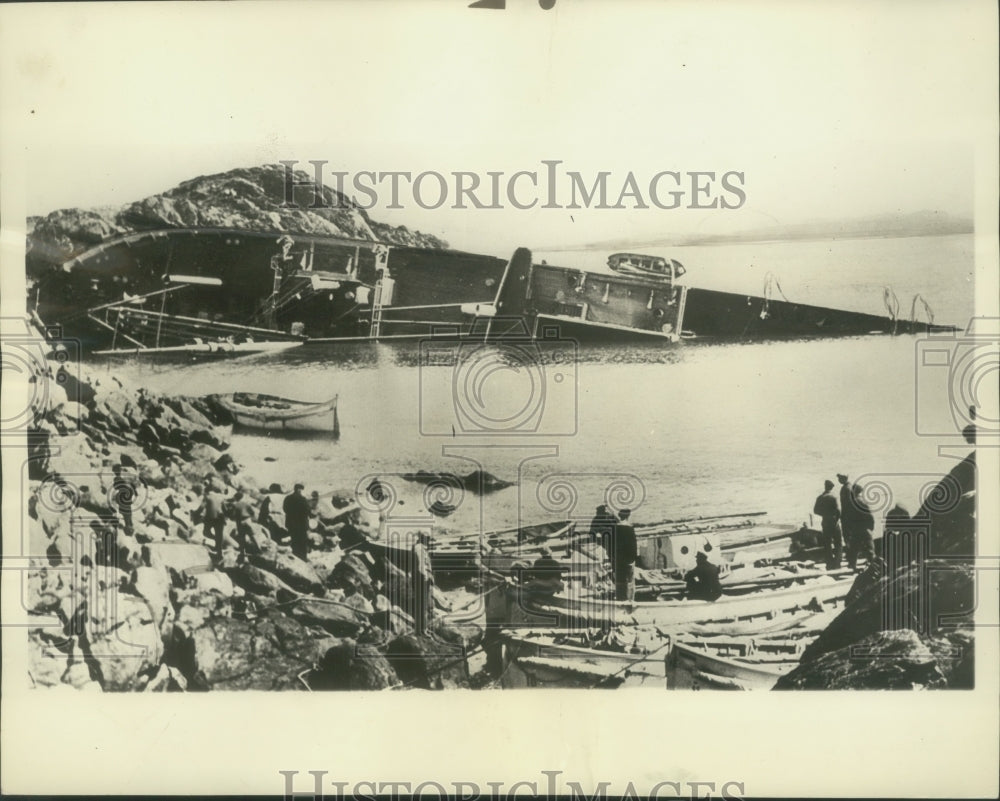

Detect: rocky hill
27,164,448,272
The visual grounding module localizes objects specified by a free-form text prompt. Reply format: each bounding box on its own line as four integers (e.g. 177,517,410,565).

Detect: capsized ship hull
29,228,953,353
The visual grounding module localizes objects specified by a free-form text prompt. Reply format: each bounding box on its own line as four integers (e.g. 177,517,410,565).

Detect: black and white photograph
1,1,998,797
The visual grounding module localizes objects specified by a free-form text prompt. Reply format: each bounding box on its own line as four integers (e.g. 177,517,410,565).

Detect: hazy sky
1,1,995,254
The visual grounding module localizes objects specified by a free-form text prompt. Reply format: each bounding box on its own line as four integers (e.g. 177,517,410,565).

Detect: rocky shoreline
25,348,480,692
23,340,978,692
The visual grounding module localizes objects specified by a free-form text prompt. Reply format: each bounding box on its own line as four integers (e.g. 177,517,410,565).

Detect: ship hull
30,228,953,353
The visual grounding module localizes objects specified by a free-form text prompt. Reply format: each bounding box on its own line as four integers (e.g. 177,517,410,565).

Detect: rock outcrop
23,337,473,692
27,164,447,275
775,461,977,690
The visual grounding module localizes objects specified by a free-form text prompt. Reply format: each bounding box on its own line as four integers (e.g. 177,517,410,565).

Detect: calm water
99,234,978,536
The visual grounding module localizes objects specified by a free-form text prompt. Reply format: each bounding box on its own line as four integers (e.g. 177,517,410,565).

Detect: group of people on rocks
196,478,368,565
812,473,876,572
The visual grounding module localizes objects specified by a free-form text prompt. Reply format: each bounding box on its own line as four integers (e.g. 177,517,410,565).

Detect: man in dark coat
589,504,616,545
844,483,876,571
685,551,723,601
611,508,638,601
813,479,843,569
283,482,311,560
837,473,855,548
527,547,566,595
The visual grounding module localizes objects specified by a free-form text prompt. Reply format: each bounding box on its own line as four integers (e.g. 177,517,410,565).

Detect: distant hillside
582,210,974,251
27,164,448,273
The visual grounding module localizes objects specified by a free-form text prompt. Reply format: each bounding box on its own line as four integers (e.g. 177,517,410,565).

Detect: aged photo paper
2,1,998,798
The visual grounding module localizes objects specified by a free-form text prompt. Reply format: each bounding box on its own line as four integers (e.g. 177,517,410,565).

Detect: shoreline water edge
18,329,978,693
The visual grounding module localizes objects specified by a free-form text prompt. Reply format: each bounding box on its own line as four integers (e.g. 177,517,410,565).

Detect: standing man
201,481,227,560
845,483,876,571
226,490,256,563
837,473,856,563
588,504,615,545
813,479,843,570
110,462,140,536
612,508,638,602
283,482,311,561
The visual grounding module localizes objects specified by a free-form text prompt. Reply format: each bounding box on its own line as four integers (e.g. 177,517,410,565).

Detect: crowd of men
195,479,365,564
812,473,876,571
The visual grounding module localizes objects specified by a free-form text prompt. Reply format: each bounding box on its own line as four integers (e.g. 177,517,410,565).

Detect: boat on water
607,253,687,281
209,392,340,435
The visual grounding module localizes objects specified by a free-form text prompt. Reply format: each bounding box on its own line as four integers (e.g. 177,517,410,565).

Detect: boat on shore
498,627,815,690
665,639,799,690
511,574,852,628
499,629,670,688
209,392,340,435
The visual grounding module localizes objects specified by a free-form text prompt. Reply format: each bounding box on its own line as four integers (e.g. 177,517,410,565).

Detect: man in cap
519,546,565,598
813,479,842,569
837,473,857,563
845,483,876,571
589,503,616,545
283,482,311,560
685,551,723,602
611,508,638,601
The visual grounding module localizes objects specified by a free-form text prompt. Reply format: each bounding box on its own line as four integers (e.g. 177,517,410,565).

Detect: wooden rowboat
210,392,340,435
666,639,801,690
517,575,852,628
503,655,629,689
499,629,670,689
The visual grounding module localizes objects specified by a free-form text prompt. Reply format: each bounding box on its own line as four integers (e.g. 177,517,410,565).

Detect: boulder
312,639,400,691
190,570,234,596
28,629,70,688
799,559,975,666
307,549,341,585
84,591,164,691
176,609,334,691
774,629,968,690
290,598,369,637
128,565,174,638
161,397,214,430
386,631,470,690
327,553,375,598
250,550,324,595
139,459,169,489
229,562,296,597
143,542,214,583
187,443,223,467
371,605,416,638
139,663,188,692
